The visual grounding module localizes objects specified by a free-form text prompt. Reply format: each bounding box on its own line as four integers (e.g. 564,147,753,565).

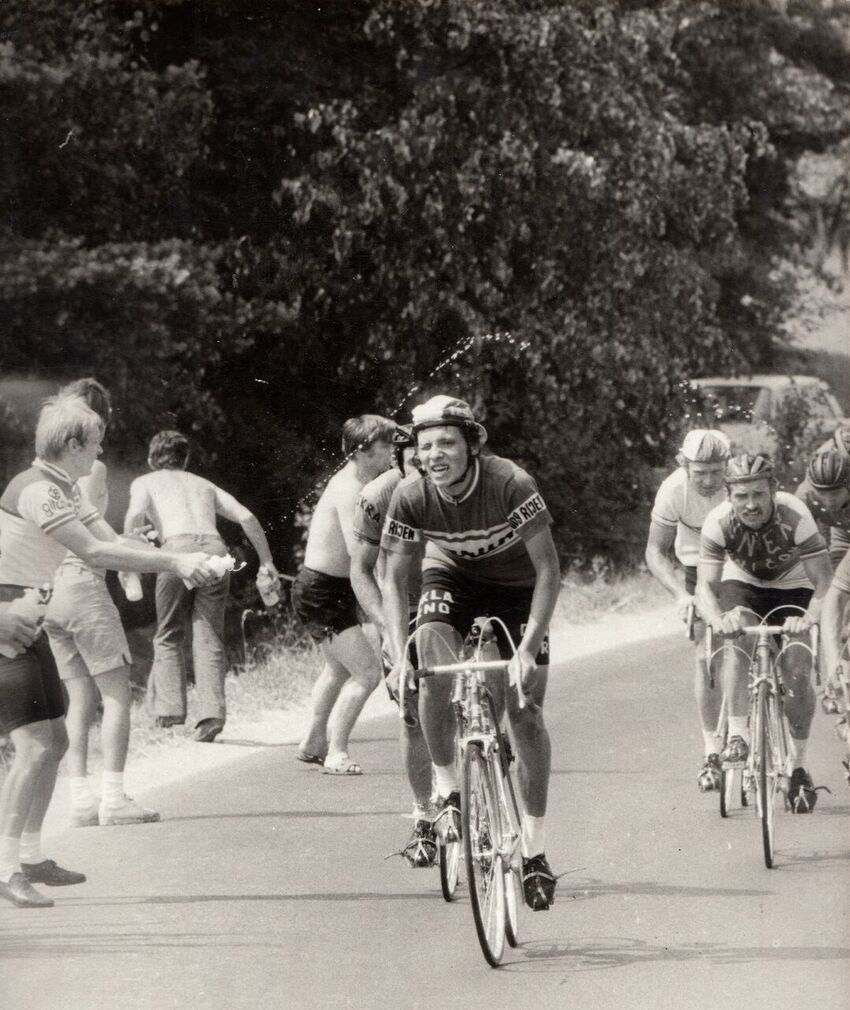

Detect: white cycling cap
410,394,488,445
679,428,731,463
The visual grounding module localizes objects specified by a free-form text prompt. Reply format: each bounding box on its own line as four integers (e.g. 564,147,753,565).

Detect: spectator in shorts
124,431,281,742
43,379,160,828
293,415,395,775
0,397,215,908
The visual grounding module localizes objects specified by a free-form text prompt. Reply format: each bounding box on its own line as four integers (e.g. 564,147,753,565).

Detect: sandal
295,750,326,766
322,754,362,775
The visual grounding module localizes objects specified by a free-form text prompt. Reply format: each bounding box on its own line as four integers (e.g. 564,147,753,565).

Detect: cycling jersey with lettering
381,454,551,587
700,491,827,589
0,459,99,587
650,467,726,567
795,478,850,566
833,549,850,594
354,468,423,607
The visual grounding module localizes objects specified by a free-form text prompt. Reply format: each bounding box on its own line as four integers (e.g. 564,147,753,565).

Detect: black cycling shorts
718,580,813,624
0,587,65,734
416,566,549,666
292,567,362,644
684,565,697,596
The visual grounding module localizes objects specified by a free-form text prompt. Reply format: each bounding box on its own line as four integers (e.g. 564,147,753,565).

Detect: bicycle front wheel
755,681,778,869
720,766,743,818
438,833,461,901
462,743,506,967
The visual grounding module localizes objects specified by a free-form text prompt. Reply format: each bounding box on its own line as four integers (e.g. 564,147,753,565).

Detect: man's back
129,470,219,541
304,465,362,578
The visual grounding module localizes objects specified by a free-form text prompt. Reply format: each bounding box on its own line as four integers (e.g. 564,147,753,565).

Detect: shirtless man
293,415,395,775
124,431,281,742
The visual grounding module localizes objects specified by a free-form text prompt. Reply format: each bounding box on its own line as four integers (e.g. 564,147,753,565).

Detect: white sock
412,802,433,822
521,814,546,859
19,832,42,864
728,717,749,744
101,771,125,807
69,776,96,809
787,736,808,771
702,730,723,758
434,763,459,798
0,836,20,883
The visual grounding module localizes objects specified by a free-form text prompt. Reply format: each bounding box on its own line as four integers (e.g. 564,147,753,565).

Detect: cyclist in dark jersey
795,450,850,568
350,426,435,867
696,453,833,812
381,396,561,910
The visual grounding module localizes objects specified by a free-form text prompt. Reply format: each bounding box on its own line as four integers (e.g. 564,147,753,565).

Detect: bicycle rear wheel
462,742,506,967
755,682,778,868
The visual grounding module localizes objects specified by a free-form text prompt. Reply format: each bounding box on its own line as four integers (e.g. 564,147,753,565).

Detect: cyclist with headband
795,450,850,568
645,429,730,792
381,395,561,910
696,453,833,812
350,425,435,867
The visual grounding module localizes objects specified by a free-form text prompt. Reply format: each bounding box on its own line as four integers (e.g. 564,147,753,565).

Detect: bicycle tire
720,766,743,818
438,833,461,902
756,681,777,869
498,734,522,948
462,742,506,967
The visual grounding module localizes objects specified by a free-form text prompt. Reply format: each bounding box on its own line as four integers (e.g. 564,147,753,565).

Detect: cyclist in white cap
645,429,730,791
381,395,561,910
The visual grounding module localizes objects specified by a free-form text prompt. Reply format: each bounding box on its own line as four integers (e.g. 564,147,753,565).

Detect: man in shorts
0,397,215,908
350,425,435,865
44,378,160,828
381,395,561,910
293,414,395,775
124,430,281,742
645,429,730,791
696,453,833,812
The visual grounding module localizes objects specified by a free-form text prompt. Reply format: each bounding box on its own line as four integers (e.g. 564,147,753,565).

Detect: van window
700,385,772,423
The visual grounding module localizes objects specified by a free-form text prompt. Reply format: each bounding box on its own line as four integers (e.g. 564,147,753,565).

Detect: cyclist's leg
694,618,723,756
322,626,381,768
718,582,759,761
299,649,348,759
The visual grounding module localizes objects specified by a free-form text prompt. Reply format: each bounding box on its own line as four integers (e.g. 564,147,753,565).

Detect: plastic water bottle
256,565,280,608
0,586,51,658
181,553,243,589
119,571,144,602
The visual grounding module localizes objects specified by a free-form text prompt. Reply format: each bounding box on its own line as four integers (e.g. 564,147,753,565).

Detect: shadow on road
562,877,769,901
163,809,401,823
503,936,850,974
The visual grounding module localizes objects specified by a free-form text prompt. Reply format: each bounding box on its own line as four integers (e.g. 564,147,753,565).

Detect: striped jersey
699,491,827,589
650,467,726,567
0,458,99,587
380,454,551,587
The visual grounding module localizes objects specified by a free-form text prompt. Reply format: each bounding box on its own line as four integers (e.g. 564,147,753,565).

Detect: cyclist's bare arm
518,526,560,660
797,552,834,627
350,539,384,630
212,485,278,575
645,521,690,615
695,560,737,634
382,549,413,669
51,518,214,584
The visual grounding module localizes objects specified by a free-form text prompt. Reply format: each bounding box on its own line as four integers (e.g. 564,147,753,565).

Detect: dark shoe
193,718,224,743
522,853,556,911
0,872,54,908
156,716,185,729
434,791,461,844
698,753,722,793
720,735,749,765
788,767,824,814
401,819,437,868
21,859,86,887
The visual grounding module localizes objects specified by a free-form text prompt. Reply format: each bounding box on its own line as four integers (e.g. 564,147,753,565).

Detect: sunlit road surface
2,632,848,1010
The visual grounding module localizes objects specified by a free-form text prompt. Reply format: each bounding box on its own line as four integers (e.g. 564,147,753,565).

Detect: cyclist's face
816,486,850,517
687,461,725,498
728,479,774,528
67,428,104,480
416,425,469,487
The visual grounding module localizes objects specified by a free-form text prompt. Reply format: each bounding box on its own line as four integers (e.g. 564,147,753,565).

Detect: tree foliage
1,0,848,562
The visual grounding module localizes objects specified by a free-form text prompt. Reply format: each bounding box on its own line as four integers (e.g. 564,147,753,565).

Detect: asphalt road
2,632,848,1010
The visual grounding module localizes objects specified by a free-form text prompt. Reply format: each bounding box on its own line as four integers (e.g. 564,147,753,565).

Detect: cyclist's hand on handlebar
782,613,813,636
677,594,693,623
385,656,414,703
509,647,539,710
710,609,745,638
